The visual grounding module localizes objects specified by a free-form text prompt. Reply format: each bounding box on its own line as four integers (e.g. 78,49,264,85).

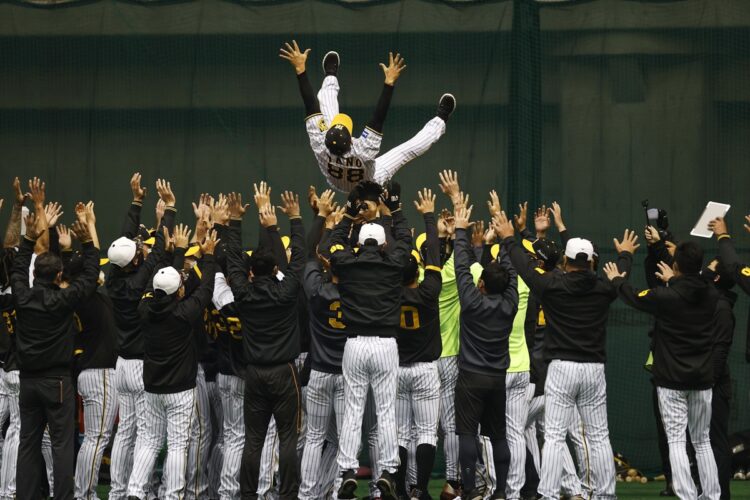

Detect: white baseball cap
153,266,182,295
107,237,137,268
358,223,386,246
564,237,594,262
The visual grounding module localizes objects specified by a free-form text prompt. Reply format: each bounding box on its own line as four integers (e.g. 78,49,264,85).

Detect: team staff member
710,216,750,295
604,241,721,500
11,178,100,500
393,188,442,500
57,206,120,500
127,228,218,500
225,191,305,500
331,181,412,500
298,190,349,500
498,211,635,500
452,204,518,500
106,174,176,500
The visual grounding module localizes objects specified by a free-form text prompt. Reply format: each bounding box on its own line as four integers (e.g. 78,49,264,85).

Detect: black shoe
462,489,484,500
489,491,506,500
128,497,141,500
323,51,340,76
437,93,456,121
377,470,398,500
409,487,426,500
337,469,358,499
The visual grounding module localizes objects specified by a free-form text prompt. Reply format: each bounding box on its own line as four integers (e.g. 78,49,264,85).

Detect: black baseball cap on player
325,114,353,156
522,237,561,270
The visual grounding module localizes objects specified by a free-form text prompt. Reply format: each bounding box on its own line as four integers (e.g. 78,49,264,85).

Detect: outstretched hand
380,52,406,86
655,261,674,283
613,229,640,255
279,40,310,75
602,262,626,281
492,211,515,240
413,188,436,215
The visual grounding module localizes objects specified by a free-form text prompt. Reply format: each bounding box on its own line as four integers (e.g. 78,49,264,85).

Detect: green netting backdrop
1,0,749,475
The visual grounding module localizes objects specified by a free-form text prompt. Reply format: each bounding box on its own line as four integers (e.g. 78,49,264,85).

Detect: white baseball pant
109,357,147,499
299,370,345,500
206,379,224,499
338,336,399,475
437,355,460,483
506,371,530,499
567,411,594,496
185,366,211,500
539,361,615,500
657,387,720,500
257,417,279,499
396,362,440,449
75,368,118,500
127,388,196,500
217,373,244,500
0,370,9,476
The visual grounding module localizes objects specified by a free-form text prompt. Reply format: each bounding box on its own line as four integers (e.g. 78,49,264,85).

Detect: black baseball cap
523,238,561,268
325,124,352,156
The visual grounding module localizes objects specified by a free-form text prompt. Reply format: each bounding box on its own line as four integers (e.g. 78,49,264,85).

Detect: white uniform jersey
305,112,382,192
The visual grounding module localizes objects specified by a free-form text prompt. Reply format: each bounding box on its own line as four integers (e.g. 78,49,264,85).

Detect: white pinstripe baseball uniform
206,377,224,499
110,356,147,499
257,416,280,499
127,388,196,499
185,364,211,500
505,277,531,500
312,75,447,192
75,368,118,500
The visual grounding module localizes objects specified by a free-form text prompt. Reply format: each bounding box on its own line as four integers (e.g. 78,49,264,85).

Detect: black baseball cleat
377,470,398,500
323,51,340,77
461,488,485,500
437,93,456,121
337,469,358,499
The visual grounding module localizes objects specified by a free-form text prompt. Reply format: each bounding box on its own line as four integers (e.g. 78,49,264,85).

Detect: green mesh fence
1,0,749,478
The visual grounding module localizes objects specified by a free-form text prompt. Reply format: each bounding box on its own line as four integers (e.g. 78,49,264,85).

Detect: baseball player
499,210,636,500
710,216,750,295
11,178,100,500
392,188,442,500
604,241,721,500
225,191,306,499
106,175,176,499
330,182,412,499
280,40,455,192
127,228,219,500
451,202,518,500
56,213,120,500
298,190,348,500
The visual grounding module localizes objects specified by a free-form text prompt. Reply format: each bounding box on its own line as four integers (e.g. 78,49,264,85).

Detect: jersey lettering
2,310,16,335
400,306,421,330
226,317,242,340
328,301,346,330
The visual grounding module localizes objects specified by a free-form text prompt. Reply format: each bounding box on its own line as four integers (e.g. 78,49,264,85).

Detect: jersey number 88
327,164,364,183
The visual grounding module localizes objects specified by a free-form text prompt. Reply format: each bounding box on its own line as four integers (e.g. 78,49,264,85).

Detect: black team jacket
10,237,99,377
140,254,216,394
397,213,443,365
226,217,305,366
455,228,518,376
612,273,718,390
106,202,175,359
503,236,633,364
74,288,118,373
329,212,412,338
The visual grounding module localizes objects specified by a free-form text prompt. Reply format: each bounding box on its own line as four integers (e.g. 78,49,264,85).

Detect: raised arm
121,173,147,238
710,217,750,295
177,231,219,324
308,190,335,259
278,191,305,278
493,209,549,294
3,178,27,249
60,221,99,307
454,206,485,309
279,40,321,117
365,52,405,133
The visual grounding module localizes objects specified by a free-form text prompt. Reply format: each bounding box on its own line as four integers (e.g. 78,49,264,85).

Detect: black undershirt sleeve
297,72,321,117
365,84,394,133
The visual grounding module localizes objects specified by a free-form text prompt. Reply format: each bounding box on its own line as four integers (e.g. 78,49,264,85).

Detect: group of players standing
0,40,748,500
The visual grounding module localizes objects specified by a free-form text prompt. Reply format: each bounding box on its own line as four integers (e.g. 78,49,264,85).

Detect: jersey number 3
327,164,364,183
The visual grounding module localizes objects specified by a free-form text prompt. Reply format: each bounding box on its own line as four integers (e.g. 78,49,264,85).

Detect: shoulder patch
318,117,328,132
330,244,344,254
534,267,545,275
638,289,650,298
742,267,750,277
142,291,154,299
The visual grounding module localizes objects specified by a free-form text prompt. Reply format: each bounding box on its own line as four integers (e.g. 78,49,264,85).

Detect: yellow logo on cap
638,289,650,297
742,267,750,277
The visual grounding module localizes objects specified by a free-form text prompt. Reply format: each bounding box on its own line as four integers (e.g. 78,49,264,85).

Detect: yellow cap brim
330,113,353,135
411,249,422,264
143,237,156,246
185,246,200,257
415,233,427,251
99,258,110,266
246,250,253,257
522,239,536,256
490,243,500,260
281,236,290,250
